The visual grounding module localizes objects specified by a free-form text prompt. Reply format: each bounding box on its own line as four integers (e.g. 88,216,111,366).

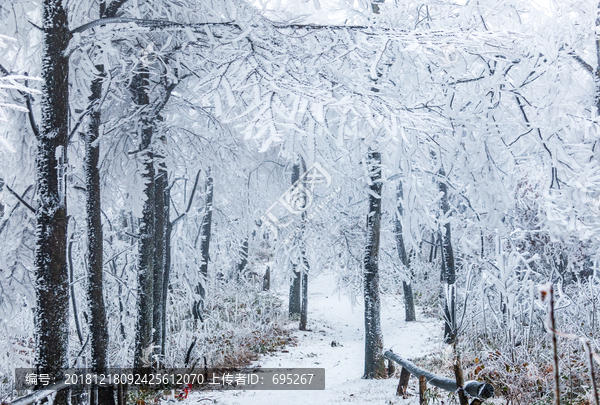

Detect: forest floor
172,272,443,405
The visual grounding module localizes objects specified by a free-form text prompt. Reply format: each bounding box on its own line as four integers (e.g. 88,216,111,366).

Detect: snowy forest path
178,272,442,404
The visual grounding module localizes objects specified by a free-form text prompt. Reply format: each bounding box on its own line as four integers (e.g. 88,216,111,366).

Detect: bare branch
172,168,202,226
507,128,533,146
447,75,485,86
569,51,594,74
28,20,44,32
152,81,178,117
514,95,552,158
24,89,39,137
5,184,36,214
0,66,40,137
0,185,33,235
185,169,202,214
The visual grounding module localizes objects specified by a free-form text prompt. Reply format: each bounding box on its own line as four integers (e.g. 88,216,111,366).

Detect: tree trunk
68,237,83,346
84,66,115,404
394,180,416,322
439,167,456,344
153,162,167,355
34,1,70,403
193,171,213,319
363,150,386,379
402,282,416,321
299,255,309,330
133,67,156,371
0,179,4,218
288,163,301,318
289,263,301,317
453,341,470,405
596,1,600,116
161,189,171,354
237,237,249,276
262,267,271,291
299,157,309,331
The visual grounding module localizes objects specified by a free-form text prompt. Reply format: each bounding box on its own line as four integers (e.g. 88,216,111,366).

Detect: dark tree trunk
299,255,309,330
298,158,309,330
394,181,416,322
84,66,115,404
237,237,249,276
439,167,456,344
402,282,415,322
133,67,156,371
289,263,301,317
596,2,600,116
68,237,83,346
288,163,301,318
428,233,436,262
153,162,167,355
262,267,271,291
363,150,386,379
161,189,171,354
193,171,213,319
34,1,70,403
0,179,4,218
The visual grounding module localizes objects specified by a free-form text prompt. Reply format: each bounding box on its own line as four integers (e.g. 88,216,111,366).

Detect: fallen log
383,350,494,399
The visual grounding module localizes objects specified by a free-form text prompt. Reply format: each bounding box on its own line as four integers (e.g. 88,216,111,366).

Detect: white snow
173,272,443,404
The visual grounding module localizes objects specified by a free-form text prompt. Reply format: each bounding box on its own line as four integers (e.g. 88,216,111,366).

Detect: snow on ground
176,272,443,404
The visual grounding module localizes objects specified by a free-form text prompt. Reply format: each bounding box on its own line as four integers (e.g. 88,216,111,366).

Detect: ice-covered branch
568,51,594,74
70,17,240,35
0,65,40,136
5,184,35,214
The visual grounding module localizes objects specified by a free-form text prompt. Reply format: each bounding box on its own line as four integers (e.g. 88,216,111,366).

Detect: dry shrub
461,342,596,405
196,281,292,368
128,278,296,404
406,341,597,405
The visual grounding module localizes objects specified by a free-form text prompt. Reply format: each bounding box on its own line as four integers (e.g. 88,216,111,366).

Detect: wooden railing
383,350,494,405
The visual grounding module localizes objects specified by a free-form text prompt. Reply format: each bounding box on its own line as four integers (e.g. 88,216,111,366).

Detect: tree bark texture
397,367,410,396
84,66,115,404
161,190,171,354
439,167,456,344
419,375,427,405
288,163,301,317
595,1,600,116
34,1,70,403
395,180,416,322
453,341,469,405
193,171,213,319
133,67,156,371
299,255,309,330
0,179,4,218
68,237,83,346
237,237,249,275
363,150,386,379
262,267,271,291
153,162,167,354
299,157,309,331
